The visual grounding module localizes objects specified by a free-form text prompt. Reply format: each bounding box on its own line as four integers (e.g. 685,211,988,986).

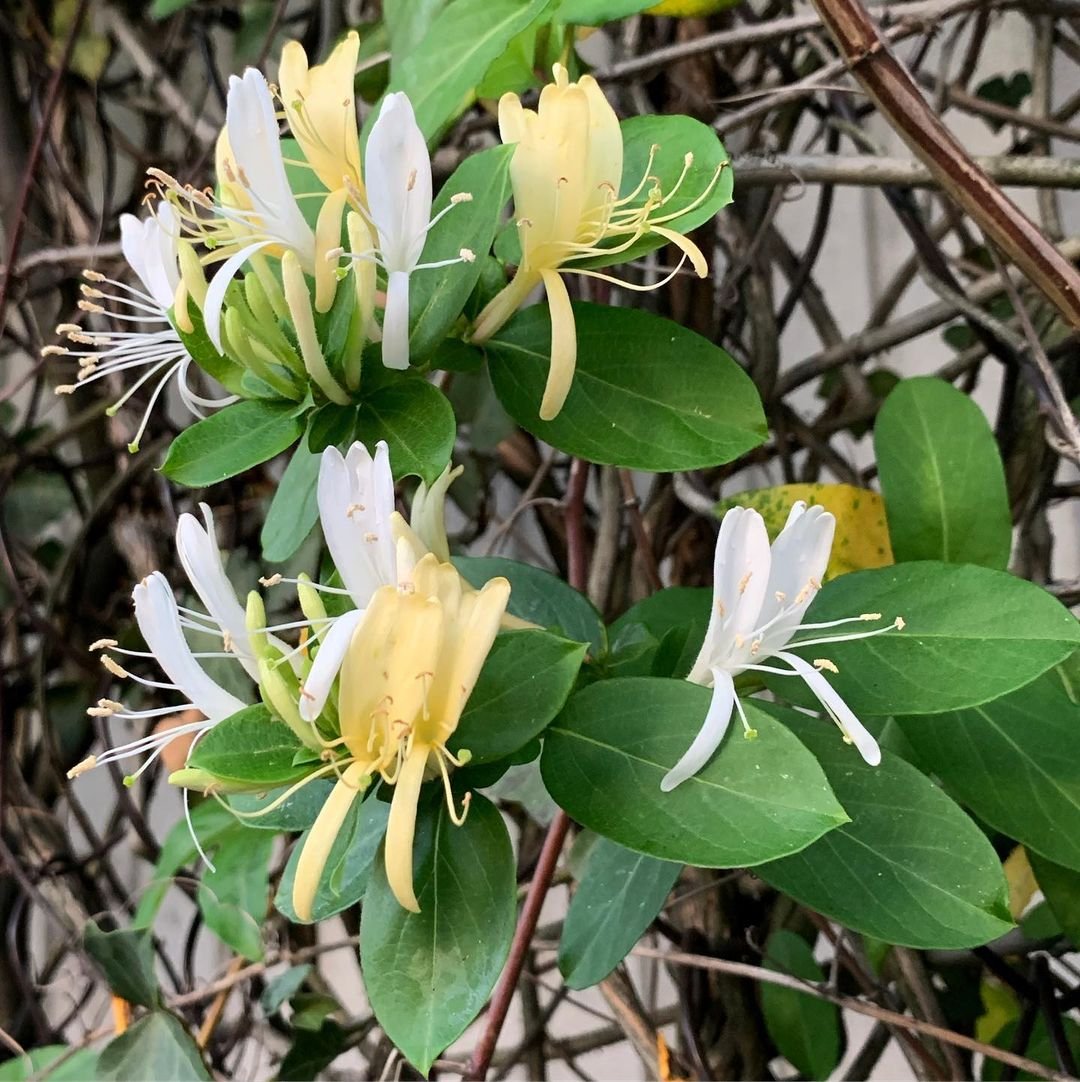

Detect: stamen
814,658,839,674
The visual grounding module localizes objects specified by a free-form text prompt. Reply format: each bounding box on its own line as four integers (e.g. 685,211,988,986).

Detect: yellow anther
814,658,839,674
259,574,283,587
67,755,98,779
101,655,129,678
89,638,118,651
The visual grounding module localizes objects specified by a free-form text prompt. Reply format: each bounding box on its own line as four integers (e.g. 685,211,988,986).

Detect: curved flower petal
384,745,429,912
298,607,365,722
133,572,246,721
203,239,275,352
176,505,260,681
775,651,881,766
661,669,736,792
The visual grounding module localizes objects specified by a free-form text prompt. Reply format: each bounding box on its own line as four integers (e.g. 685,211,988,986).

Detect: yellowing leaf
51,0,110,83
975,979,1020,1044
714,483,894,580
1003,846,1037,919
646,0,741,14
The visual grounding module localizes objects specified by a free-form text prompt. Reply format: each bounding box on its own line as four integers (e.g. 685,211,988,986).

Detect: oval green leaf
875,377,1011,568
454,555,605,652
360,793,515,1075
450,629,586,764
559,837,681,990
353,378,455,486
487,303,766,471
162,400,303,487
185,704,309,788
899,658,1080,871
782,562,1080,715
757,707,1013,949
540,678,847,867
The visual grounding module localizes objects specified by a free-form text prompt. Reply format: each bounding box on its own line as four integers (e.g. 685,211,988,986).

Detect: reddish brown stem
462,811,572,1081
809,0,1080,329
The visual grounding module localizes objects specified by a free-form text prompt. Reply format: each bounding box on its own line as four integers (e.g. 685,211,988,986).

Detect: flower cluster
70,437,510,914
47,48,716,441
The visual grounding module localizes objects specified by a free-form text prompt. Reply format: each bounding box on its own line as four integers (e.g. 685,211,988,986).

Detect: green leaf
276,796,390,923
260,964,312,1015
760,930,842,1080
1029,852,1080,946
559,838,681,989
384,0,556,138
385,0,451,74
185,704,310,788
133,801,239,927
83,922,159,1008
149,0,197,18
450,629,586,765
360,793,515,1074
279,1021,348,1081
541,679,847,866
557,0,656,22
898,659,1080,870
757,707,1013,949
487,304,766,471
455,555,605,652
197,828,274,960
875,377,1011,568
0,1046,99,1081
608,587,710,675
982,1017,1080,1081
410,146,513,361
353,378,454,486
584,114,734,268
782,562,1080,716
162,401,303,487
229,779,335,832
261,442,321,563
97,1013,210,1082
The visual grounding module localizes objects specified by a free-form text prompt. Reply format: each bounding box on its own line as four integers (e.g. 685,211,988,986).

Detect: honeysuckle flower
151,68,348,356
339,92,475,371
279,31,363,196
292,553,511,916
470,63,721,420
286,440,461,723
47,205,237,451
662,502,903,792
67,504,279,784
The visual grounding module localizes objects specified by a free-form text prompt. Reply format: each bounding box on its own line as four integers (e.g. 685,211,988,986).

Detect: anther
364,531,378,543
77,300,105,314
460,248,475,262
55,385,76,395
82,269,106,282
222,629,235,652
67,755,98,779
406,168,417,192
57,323,82,334
894,617,906,630
101,655,129,678
41,345,68,356
450,192,473,204
89,638,118,651
738,571,752,594
346,502,366,517
814,658,839,674
79,284,104,299
860,613,882,621
259,574,283,587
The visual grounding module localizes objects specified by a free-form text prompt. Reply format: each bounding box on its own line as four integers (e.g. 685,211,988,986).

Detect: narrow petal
314,187,349,313
365,92,432,271
661,670,736,792
292,763,367,921
298,607,365,722
384,745,430,912
133,573,246,721
176,505,259,682
203,239,274,352
775,651,881,766
539,269,576,420
381,270,411,370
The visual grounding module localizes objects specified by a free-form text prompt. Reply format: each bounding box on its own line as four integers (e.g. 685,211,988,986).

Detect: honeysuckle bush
39,4,1080,1079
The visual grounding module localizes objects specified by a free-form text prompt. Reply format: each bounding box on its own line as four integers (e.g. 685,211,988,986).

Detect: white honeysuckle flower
48,204,237,451
342,92,475,371
662,502,903,793
68,571,249,785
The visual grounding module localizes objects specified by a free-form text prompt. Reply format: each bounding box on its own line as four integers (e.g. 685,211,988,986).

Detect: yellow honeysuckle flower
279,31,364,198
470,63,718,420
292,555,510,917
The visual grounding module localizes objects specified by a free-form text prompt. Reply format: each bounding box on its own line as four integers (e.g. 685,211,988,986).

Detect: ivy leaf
97,1013,210,1082
84,922,159,1008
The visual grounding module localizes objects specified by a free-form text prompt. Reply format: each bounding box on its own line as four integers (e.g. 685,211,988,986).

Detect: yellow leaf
1003,845,1037,920
646,0,742,14
975,979,1020,1044
714,483,894,580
